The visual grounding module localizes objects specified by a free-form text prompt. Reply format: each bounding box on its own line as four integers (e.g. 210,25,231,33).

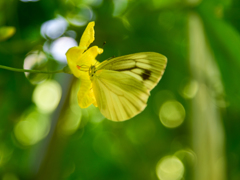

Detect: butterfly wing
96,52,167,91
92,52,167,121
92,70,149,121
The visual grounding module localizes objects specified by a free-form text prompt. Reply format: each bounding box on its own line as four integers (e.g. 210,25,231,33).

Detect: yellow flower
66,22,103,108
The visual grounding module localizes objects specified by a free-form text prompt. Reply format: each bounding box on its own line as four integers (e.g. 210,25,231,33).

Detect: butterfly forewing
96,52,167,91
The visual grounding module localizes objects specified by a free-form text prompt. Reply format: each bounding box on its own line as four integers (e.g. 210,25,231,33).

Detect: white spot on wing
136,62,151,69
122,71,143,81
136,59,150,64
131,68,144,75
111,60,135,70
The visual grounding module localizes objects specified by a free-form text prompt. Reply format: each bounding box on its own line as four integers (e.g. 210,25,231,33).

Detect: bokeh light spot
24,51,47,72
156,156,184,180
65,30,77,39
41,16,68,39
32,80,62,113
113,0,128,17
23,51,48,84
159,101,185,128
14,110,50,146
66,6,93,27
153,90,175,115
175,149,197,166
50,37,77,62
182,80,199,99
58,108,82,136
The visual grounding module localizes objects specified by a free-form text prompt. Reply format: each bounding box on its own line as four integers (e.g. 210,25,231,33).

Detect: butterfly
66,22,167,121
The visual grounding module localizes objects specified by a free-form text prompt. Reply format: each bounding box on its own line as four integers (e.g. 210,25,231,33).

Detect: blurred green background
0,0,240,179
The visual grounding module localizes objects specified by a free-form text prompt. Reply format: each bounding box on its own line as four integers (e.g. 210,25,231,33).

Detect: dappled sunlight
156,155,184,180
159,100,185,128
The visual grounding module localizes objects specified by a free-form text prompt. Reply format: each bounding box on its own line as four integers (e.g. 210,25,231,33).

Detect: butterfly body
89,65,97,79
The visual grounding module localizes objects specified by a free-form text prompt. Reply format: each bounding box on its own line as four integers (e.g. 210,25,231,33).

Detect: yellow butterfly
66,22,167,121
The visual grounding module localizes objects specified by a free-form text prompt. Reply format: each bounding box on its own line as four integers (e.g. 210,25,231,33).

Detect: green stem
0,65,64,74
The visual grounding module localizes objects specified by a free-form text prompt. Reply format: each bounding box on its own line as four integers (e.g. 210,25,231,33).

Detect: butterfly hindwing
92,70,149,121
96,52,167,91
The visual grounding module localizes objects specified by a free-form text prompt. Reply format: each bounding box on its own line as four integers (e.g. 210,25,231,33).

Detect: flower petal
77,79,97,108
79,21,95,51
66,46,84,78
77,46,103,67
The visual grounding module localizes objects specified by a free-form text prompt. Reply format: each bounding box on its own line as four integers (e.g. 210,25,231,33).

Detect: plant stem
0,65,64,74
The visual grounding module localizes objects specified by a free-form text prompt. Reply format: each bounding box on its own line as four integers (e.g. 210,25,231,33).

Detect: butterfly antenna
106,55,115,60
94,61,100,66
102,41,106,48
